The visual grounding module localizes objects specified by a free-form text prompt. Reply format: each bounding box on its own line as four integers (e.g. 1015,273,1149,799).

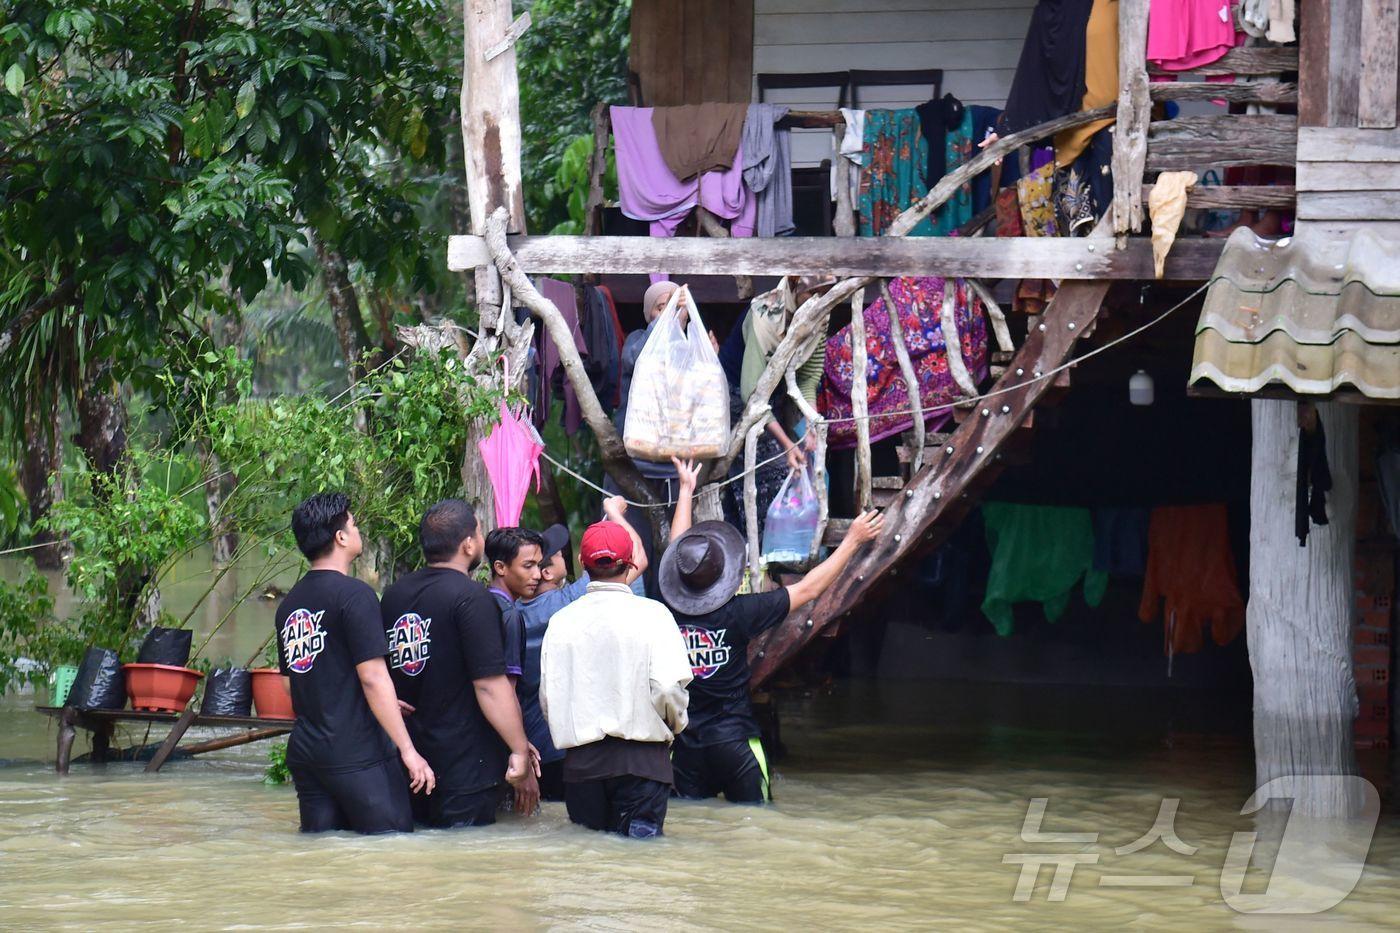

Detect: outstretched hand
671,456,701,490
846,509,884,547
602,494,628,521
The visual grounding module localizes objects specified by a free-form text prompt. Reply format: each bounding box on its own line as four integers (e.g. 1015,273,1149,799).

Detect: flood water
3,556,1400,928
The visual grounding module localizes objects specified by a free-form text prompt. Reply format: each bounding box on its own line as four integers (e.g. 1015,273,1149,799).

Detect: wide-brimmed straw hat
658,521,746,616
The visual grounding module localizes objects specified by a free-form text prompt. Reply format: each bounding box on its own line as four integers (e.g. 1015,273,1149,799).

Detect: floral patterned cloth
859,109,936,237
935,106,976,235
818,276,989,449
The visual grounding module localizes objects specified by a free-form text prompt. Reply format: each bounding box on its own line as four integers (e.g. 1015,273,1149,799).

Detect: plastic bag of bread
624,285,731,461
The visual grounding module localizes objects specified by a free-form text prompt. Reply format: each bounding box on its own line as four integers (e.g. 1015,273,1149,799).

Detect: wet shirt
274,570,396,770
666,589,791,747
382,567,508,793
489,587,527,679
515,575,590,764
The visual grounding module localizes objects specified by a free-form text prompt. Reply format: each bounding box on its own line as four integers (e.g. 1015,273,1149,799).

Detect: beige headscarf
642,280,679,322
749,274,836,355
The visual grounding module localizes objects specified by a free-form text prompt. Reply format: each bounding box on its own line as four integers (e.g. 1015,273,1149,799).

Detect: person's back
540,521,691,838
382,568,507,818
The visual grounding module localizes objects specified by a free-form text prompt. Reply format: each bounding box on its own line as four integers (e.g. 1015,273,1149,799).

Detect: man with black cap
514,498,647,800
539,519,692,837
660,490,884,803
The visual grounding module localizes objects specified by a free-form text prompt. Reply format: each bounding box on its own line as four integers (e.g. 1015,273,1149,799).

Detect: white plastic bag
623,285,731,461
762,466,820,566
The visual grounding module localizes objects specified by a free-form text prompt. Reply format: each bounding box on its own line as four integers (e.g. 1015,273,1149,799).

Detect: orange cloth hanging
1137,503,1246,655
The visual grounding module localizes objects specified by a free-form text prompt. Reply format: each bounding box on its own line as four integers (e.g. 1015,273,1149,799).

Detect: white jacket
540,581,692,749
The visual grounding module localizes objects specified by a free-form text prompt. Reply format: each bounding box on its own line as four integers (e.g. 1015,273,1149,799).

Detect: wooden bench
37,706,293,774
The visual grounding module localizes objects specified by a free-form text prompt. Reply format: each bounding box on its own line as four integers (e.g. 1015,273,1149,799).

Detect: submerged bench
36,706,293,774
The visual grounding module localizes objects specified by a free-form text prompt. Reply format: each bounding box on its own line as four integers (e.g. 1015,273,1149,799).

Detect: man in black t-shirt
659,466,884,803
274,492,435,834
381,500,539,828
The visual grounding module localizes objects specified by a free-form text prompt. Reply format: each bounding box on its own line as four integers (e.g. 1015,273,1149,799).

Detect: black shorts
422,783,501,828
564,774,670,837
672,737,772,803
539,759,566,803
291,757,414,834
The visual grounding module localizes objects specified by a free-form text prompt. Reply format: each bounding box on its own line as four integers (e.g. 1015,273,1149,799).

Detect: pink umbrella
478,401,543,527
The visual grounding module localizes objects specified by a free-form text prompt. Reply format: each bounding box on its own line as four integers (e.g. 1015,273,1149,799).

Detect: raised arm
668,457,701,542
602,495,649,584
784,510,884,610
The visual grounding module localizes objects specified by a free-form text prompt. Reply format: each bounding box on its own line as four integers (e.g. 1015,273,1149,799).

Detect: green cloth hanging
980,502,1108,636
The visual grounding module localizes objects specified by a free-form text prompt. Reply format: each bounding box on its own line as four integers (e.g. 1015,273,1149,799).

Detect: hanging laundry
610,106,756,241
1092,507,1150,576
860,109,935,237
741,277,831,438
1147,0,1243,73
969,105,1019,216
478,402,544,528
818,276,989,449
1138,503,1245,656
915,94,964,190
652,103,748,181
1058,125,1115,233
581,285,622,415
933,104,976,235
980,502,1108,636
1054,0,1119,168
1241,0,1295,43
1296,403,1332,546
535,278,588,434
1001,0,1097,134
741,103,795,238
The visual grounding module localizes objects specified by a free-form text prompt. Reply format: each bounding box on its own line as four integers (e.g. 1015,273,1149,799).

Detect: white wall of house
753,0,1035,166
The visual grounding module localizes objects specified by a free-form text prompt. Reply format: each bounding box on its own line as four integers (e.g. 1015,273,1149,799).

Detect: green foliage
545,132,619,235
264,740,291,785
517,0,630,232
0,570,69,693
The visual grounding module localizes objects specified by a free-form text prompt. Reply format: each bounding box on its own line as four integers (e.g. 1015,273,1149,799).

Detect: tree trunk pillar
1247,399,1361,818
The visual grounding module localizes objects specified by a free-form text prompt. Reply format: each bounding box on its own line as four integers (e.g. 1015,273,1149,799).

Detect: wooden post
849,288,872,512
1112,0,1151,245
145,706,200,773
461,0,527,235
968,279,1014,354
833,124,856,237
938,279,977,397
744,419,766,587
880,279,924,475
1247,399,1363,818
785,367,829,565
56,705,77,775
583,103,610,238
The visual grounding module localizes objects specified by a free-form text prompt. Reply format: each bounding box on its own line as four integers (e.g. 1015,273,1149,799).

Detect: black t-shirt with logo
274,570,397,770
382,567,508,793
665,589,792,748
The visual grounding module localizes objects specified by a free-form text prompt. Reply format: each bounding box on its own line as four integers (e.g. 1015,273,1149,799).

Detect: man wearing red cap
539,519,692,837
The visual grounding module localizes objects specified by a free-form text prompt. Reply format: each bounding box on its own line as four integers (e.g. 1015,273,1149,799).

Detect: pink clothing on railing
611,105,756,242
1147,0,1243,71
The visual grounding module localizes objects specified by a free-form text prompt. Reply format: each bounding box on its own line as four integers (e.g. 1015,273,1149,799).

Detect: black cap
539,523,571,562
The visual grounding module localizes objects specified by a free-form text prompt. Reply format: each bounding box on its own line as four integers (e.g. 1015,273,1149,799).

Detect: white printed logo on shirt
387,612,432,676
679,625,730,679
282,609,327,674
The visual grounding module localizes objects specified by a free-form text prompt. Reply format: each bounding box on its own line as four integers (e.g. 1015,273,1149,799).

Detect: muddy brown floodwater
2,556,1399,928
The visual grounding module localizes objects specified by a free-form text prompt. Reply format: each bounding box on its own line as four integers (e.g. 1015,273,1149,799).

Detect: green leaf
4,63,24,97
235,80,256,119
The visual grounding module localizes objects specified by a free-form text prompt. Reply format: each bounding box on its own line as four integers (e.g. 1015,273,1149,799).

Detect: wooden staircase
750,280,1111,687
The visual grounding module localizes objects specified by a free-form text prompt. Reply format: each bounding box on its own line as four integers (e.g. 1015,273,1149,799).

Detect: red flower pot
122,663,204,713
250,668,294,720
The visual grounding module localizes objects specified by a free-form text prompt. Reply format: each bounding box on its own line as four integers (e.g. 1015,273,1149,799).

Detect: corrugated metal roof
1190,227,1400,399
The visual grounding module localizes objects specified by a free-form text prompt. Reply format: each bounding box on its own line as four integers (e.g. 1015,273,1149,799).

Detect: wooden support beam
1149,81,1299,105
1148,45,1299,77
483,11,531,62
849,289,872,512
1113,0,1151,243
1146,115,1298,172
785,367,829,565
582,103,609,238
749,277,1112,687
448,233,1225,281
461,0,527,234
1142,184,1297,209
881,279,924,475
177,728,289,757
145,706,199,773
744,419,765,585
833,124,856,238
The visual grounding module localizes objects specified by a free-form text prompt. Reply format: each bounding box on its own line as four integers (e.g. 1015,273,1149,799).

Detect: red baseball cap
579,521,633,570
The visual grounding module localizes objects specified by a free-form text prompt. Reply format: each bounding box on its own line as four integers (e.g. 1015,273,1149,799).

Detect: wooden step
822,519,852,547
871,476,903,489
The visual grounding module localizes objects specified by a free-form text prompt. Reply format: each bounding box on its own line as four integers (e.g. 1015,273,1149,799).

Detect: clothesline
542,281,1209,510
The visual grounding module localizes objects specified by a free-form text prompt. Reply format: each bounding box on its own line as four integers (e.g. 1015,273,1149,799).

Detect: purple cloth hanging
536,278,588,434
